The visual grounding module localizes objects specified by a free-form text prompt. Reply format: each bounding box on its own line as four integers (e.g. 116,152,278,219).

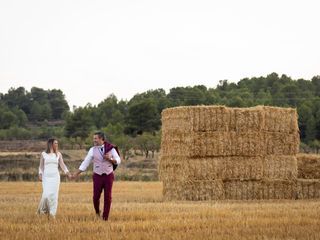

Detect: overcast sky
0,0,319,108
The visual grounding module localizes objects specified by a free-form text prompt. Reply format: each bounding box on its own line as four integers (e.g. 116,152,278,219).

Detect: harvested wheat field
0,182,320,240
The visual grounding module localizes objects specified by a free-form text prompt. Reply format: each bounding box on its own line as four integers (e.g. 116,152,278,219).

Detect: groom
73,131,121,221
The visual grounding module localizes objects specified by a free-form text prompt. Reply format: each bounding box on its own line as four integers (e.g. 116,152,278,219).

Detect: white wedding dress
37,152,69,217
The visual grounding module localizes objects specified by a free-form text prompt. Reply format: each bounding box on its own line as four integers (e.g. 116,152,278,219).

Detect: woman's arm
38,152,44,181
58,152,71,177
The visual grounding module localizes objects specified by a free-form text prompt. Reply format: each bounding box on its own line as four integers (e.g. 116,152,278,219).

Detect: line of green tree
1,72,320,152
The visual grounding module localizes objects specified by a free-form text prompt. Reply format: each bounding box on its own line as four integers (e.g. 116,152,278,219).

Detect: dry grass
0,182,320,240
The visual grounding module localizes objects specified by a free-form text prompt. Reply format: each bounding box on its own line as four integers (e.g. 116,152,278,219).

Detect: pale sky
0,0,319,108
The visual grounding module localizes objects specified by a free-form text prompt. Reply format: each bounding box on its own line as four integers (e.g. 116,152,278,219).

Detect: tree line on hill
1,72,320,154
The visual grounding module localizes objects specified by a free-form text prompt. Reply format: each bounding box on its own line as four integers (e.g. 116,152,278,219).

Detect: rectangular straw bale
160,131,192,157
186,180,225,200
263,106,299,133
224,179,297,200
161,105,298,134
264,179,297,199
234,108,246,132
159,157,223,180
191,107,201,132
202,131,221,156
163,180,225,201
161,131,266,157
207,107,216,132
197,131,265,157
199,106,208,132
264,131,300,155
159,157,188,180
224,180,263,200
297,153,320,179
188,106,265,132
249,107,265,131
187,158,224,180
191,106,227,132
215,106,231,131
160,155,296,181
201,131,231,156
231,131,265,156
162,181,182,201
159,156,264,181
161,107,192,132
297,179,320,199
223,156,263,180
159,160,189,181
233,107,265,132
161,130,299,157
263,155,298,180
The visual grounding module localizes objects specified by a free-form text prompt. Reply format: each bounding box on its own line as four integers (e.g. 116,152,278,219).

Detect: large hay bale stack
159,105,300,200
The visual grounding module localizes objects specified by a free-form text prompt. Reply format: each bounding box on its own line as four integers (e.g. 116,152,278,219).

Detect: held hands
67,172,73,180
68,170,81,181
67,172,79,181
38,174,42,182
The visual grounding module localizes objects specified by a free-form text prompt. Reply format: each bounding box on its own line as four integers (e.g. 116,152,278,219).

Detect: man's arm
73,147,93,178
111,148,121,164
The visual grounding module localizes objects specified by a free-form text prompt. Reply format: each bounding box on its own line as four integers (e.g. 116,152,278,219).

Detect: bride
37,138,71,218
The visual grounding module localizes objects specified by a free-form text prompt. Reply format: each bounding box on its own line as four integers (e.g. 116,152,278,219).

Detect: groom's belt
93,172,111,176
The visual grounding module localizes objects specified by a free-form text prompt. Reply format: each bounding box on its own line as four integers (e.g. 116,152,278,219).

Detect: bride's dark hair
46,138,58,156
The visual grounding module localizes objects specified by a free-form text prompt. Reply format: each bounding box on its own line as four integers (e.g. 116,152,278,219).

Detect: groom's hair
94,131,105,140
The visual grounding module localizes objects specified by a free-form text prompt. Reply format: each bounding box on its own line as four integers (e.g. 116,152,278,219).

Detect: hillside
0,150,158,181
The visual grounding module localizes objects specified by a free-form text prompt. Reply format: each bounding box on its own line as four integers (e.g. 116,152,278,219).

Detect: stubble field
0,181,320,240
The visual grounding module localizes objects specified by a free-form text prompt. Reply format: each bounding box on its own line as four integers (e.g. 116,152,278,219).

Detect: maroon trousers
93,172,114,221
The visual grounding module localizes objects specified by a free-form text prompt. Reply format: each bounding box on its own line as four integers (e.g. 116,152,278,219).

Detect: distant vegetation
1,72,320,153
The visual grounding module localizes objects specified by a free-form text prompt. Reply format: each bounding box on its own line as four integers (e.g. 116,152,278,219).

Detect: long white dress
37,152,69,216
